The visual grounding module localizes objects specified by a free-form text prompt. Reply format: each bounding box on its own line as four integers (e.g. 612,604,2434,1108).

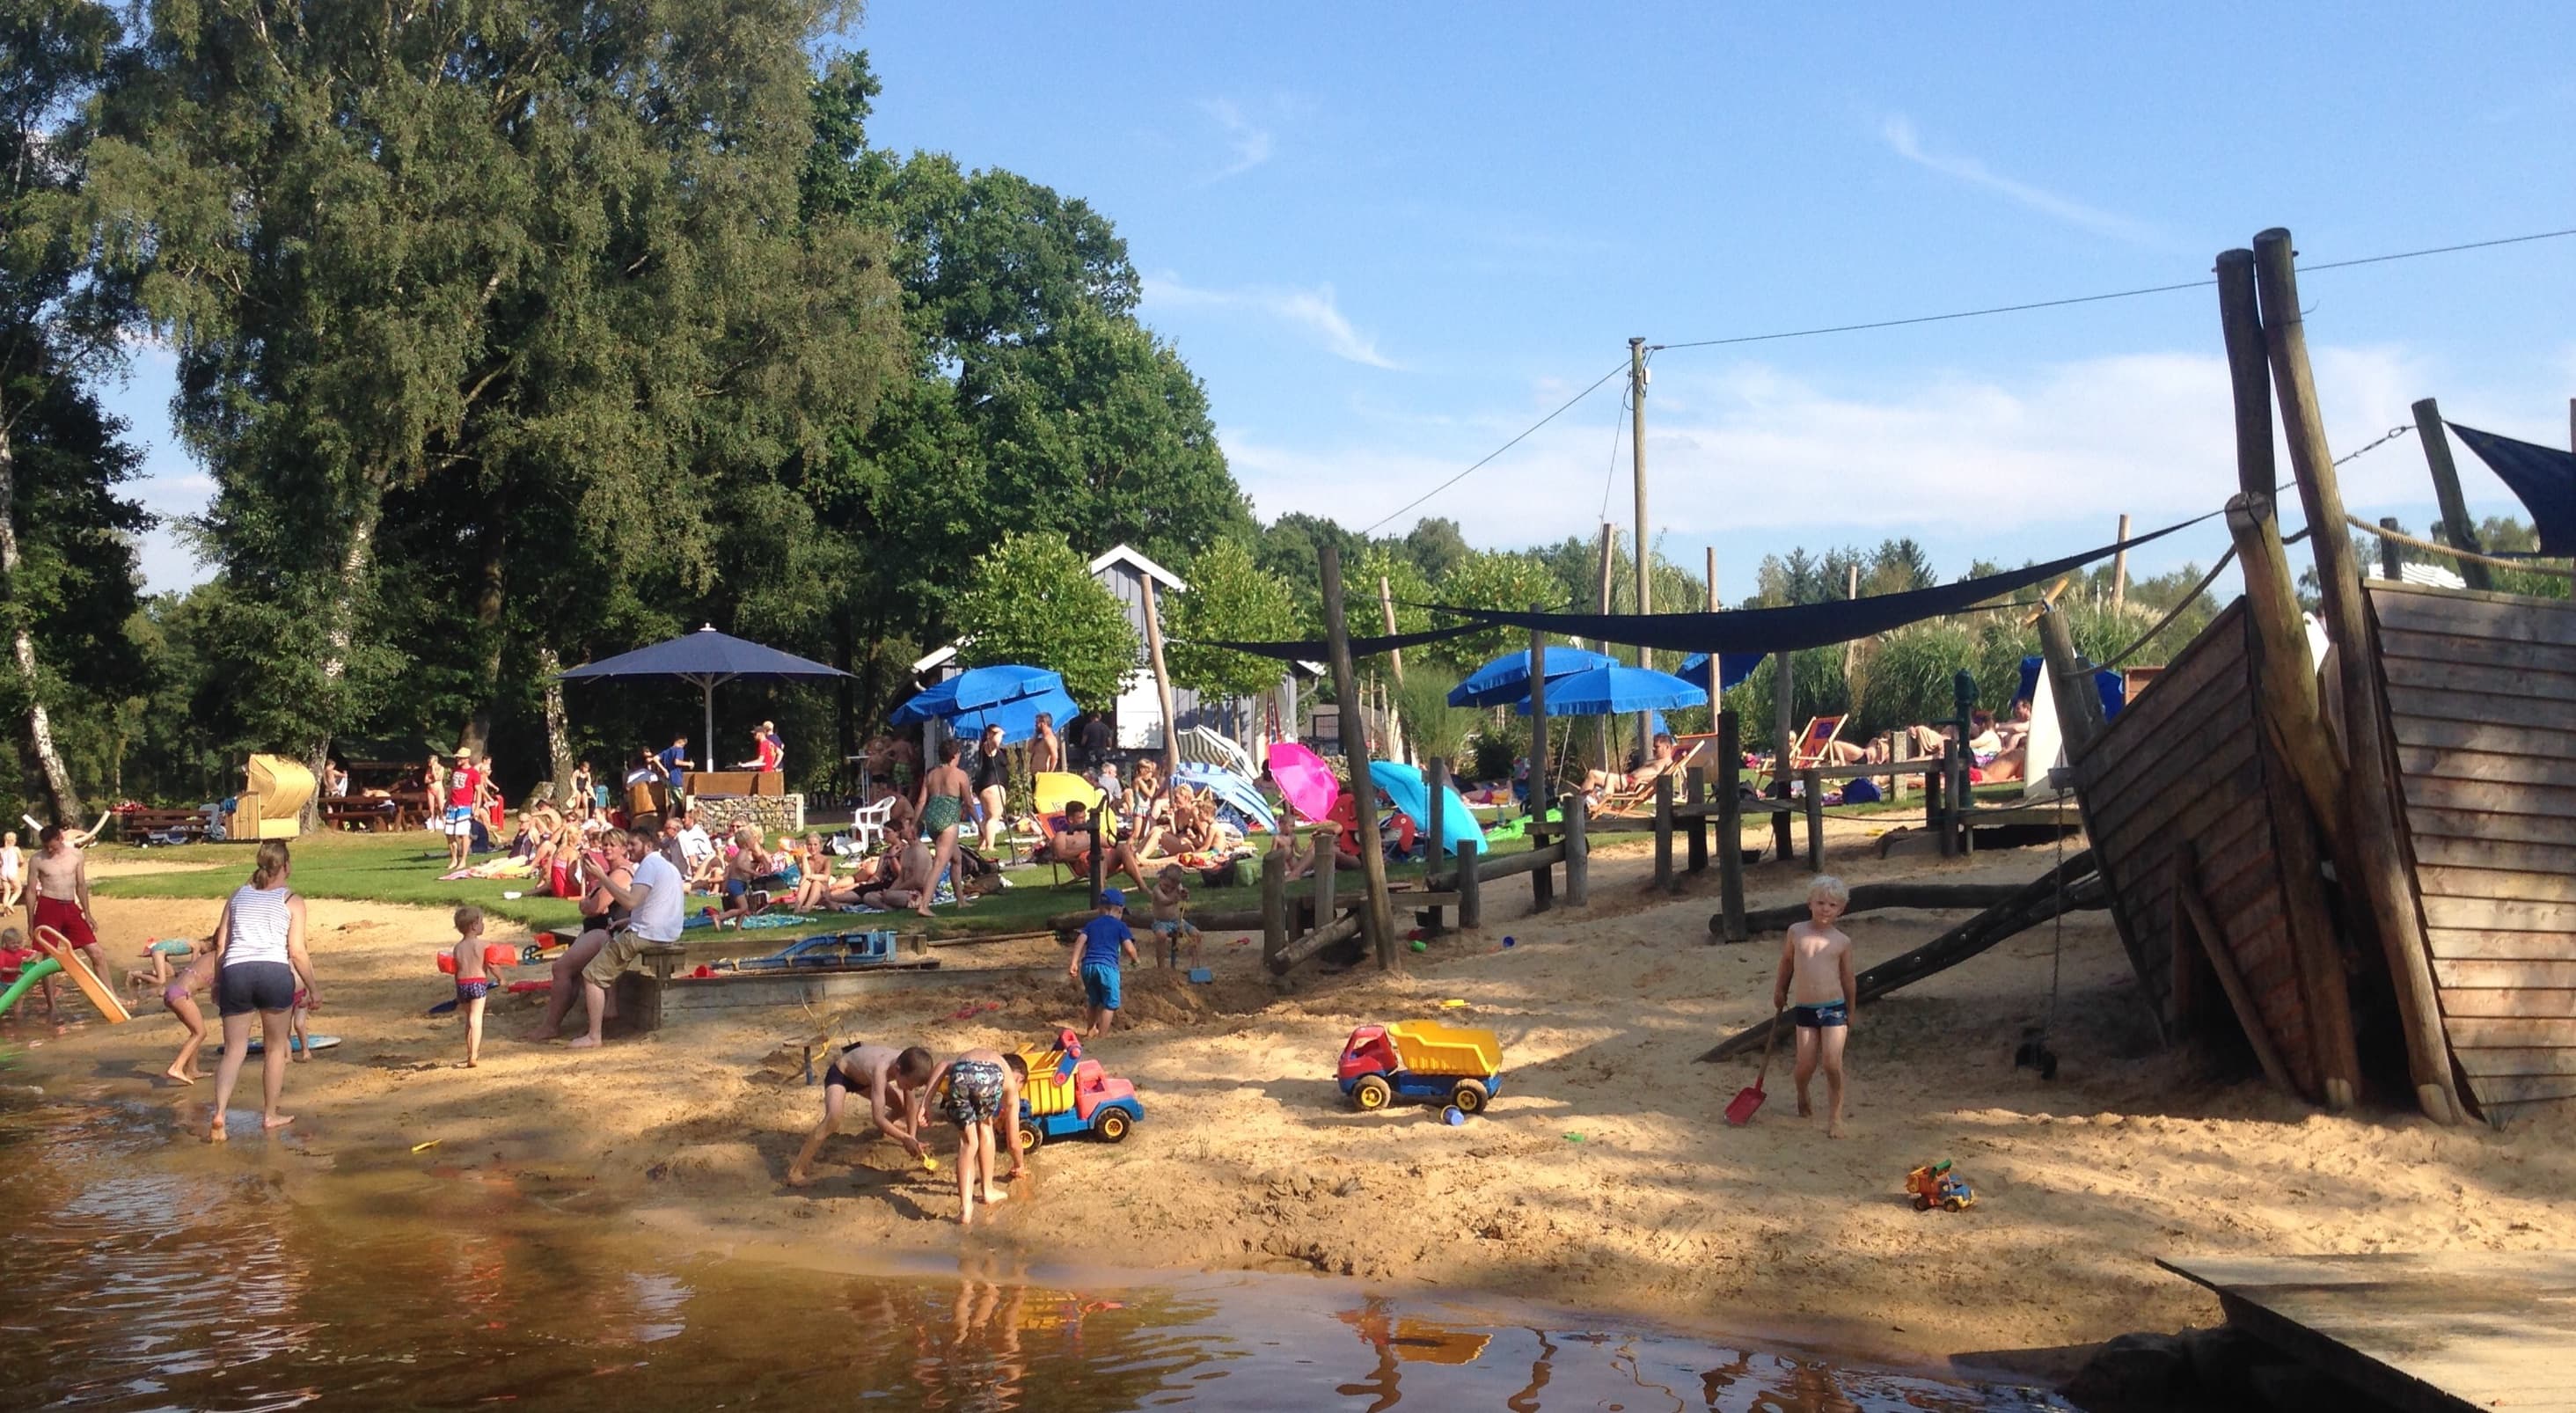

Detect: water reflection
0,1100,2063,1411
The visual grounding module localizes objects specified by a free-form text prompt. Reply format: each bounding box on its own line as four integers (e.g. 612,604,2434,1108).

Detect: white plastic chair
847,796,896,855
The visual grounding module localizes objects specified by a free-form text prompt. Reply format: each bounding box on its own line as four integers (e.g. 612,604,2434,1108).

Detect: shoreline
11,836,2573,1370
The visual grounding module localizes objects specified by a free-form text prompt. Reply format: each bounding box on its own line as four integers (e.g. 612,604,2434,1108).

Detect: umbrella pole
702,679,716,782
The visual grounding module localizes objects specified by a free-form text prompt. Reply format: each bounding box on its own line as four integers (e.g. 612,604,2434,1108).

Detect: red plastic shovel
1725,1008,1786,1126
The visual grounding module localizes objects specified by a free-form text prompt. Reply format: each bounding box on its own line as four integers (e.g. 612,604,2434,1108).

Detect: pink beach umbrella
1265,741,1342,824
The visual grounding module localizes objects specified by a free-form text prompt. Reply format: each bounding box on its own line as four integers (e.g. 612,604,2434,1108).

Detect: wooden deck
2160,1250,2576,1413
2373,583,2576,1122
2071,599,2344,1093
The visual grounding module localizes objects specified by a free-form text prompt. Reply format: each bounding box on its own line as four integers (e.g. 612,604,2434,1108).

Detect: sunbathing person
787,833,841,911
1584,734,1680,794
1029,801,1150,893
862,838,936,911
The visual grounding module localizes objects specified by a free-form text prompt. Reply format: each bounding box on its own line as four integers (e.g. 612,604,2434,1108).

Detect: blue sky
116,4,2576,601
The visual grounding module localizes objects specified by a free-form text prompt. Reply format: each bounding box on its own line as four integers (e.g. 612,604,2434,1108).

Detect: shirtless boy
927,1048,1029,1226
787,1041,938,1185
1771,874,1857,1138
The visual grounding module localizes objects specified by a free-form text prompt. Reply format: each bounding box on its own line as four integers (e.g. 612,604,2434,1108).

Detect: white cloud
1201,99,1272,181
1881,114,2161,245
1219,344,2517,552
1143,275,1400,370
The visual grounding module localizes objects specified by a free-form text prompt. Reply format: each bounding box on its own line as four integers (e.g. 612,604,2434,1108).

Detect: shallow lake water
0,1097,2067,1411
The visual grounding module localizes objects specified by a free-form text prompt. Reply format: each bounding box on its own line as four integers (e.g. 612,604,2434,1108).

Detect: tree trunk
308,486,385,830
457,540,505,757
538,646,572,799
0,421,83,822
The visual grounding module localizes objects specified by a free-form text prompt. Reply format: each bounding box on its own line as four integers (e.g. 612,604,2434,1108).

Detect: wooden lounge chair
1591,736,1715,816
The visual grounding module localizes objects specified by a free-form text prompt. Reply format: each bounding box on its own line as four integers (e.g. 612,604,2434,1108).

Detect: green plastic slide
0,956,63,1015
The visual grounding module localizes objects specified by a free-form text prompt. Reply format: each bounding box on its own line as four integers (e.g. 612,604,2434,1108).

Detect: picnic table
116,807,211,845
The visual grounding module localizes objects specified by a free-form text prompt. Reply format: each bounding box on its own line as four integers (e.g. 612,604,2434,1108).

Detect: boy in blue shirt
1071,888,1138,1038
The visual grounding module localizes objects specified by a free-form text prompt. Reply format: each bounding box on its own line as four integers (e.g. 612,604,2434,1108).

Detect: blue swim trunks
1789,1000,1848,1029
1080,962,1122,1013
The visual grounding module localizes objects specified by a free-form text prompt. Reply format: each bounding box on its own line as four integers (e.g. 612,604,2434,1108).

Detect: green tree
86,0,897,790
948,532,1139,710
1427,549,1572,675
1,0,143,820
1167,537,1296,701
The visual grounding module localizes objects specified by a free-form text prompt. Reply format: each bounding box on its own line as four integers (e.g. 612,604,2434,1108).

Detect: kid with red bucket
1730,875,1856,1134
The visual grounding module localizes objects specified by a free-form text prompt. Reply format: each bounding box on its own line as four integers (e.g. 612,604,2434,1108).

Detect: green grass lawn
90,821,1538,941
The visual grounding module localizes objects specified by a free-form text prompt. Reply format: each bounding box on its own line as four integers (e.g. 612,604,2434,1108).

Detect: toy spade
1726,1008,1785,1126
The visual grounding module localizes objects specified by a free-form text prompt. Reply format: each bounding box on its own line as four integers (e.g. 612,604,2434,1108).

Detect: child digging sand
926,1049,1028,1226
1149,866,1201,970
1072,889,1138,1038
1772,874,1856,1138
450,904,493,1067
786,1041,936,1186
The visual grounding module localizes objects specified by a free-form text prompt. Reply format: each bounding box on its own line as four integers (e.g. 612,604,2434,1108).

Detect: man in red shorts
30,824,109,983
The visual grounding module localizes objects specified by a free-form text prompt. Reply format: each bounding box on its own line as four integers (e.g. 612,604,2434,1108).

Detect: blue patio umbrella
1676,652,1757,694
891,665,1068,724
1449,647,1619,707
915,685,1080,746
1366,760,1487,858
1511,664,1708,717
557,625,851,766
1173,763,1279,833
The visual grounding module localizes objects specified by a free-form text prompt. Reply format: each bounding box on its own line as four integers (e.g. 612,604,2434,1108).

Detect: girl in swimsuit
913,739,976,918
161,947,219,1085
0,831,21,911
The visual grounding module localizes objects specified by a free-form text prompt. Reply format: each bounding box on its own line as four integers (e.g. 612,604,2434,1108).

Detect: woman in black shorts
207,840,319,1141
970,724,1012,853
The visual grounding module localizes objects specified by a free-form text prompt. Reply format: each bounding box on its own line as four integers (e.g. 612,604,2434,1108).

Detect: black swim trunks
1789,1000,1849,1029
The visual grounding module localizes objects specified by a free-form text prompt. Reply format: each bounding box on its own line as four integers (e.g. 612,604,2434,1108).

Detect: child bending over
787,1042,935,1186
1772,874,1856,1138
1150,866,1201,970
450,904,494,1066
927,1049,1028,1226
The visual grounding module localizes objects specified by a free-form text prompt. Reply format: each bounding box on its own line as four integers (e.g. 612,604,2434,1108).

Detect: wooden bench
117,808,209,845
321,799,407,832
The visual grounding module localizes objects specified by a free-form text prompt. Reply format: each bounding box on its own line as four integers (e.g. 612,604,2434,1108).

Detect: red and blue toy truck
1338,1021,1504,1115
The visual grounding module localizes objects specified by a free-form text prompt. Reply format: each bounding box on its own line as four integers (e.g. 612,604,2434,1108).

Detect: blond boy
1772,874,1857,1138
450,904,494,1066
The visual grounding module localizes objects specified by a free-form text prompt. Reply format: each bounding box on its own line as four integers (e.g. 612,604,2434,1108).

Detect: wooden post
2176,854,2299,1099
1314,826,1338,929
2378,516,2404,582
1318,545,1400,971
2111,512,2132,613
1684,765,1708,875
1652,772,1675,893
1628,334,1654,754
1563,794,1589,907
1140,578,1182,784
1890,727,1912,802
1526,622,1550,828
2254,228,2461,1125
1378,575,1404,685
1089,809,1107,908
1260,846,1288,972
1425,755,1447,888
1841,562,1859,684
1770,648,1795,860
1456,838,1481,931
2411,397,2493,592
1716,710,1745,941
1936,739,1958,858
2036,606,2105,755
1598,523,1617,776
1801,766,1824,872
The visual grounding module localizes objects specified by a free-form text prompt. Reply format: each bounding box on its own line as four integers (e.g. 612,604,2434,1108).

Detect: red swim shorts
33,896,98,950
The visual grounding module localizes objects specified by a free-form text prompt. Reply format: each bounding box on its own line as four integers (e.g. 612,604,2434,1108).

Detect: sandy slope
13,831,2573,1365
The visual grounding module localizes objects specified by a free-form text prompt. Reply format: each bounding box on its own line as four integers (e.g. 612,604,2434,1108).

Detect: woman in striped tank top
208,840,319,1141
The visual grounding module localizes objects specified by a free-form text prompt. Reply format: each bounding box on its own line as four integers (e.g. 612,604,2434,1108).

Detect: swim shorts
216,960,297,1017
940,1059,1006,1128
1789,1000,1849,1030
454,977,494,1003
920,794,963,838
33,896,97,949
1080,962,1122,1013
443,805,477,836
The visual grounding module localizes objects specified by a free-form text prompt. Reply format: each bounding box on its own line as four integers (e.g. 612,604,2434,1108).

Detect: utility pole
1597,522,1616,774
1628,336,1653,750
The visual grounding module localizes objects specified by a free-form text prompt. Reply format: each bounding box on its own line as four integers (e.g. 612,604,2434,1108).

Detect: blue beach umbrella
1511,664,1707,717
1173,763,1279,833
891,664,1068,725
933,685,1081,746
1366,760,1488,857
1448,647,1620,707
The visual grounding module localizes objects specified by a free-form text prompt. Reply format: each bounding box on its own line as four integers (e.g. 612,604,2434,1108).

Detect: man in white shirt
567,829,689,1049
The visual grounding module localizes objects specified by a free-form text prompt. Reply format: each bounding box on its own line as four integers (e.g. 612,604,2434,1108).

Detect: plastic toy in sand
1338,1021,1501,1116
1014,1029,1144,1149
1906,1159,1977,1212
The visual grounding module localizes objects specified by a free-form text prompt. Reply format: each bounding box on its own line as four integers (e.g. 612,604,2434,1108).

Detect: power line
1356,223,2574,535
1597,384,1628,522
1651,225,2576,353
1358,362,1625,535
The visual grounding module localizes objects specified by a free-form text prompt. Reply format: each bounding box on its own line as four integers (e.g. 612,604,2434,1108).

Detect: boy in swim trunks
1150,866,1200,970
450,904,493,1067
1772,874,1857,1138
787,1041,936,1186
926,1048,1028,1226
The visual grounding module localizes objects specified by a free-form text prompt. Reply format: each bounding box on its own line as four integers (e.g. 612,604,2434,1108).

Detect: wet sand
15,829,2576,1368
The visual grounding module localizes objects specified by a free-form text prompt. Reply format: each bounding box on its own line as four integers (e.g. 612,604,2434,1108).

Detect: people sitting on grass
786,833,841,912
1123,758,1165,841
709,824,781,928
860,836,937,911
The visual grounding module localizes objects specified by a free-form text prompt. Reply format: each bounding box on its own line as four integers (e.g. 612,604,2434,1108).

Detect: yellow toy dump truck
1337,1020,1503,1115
